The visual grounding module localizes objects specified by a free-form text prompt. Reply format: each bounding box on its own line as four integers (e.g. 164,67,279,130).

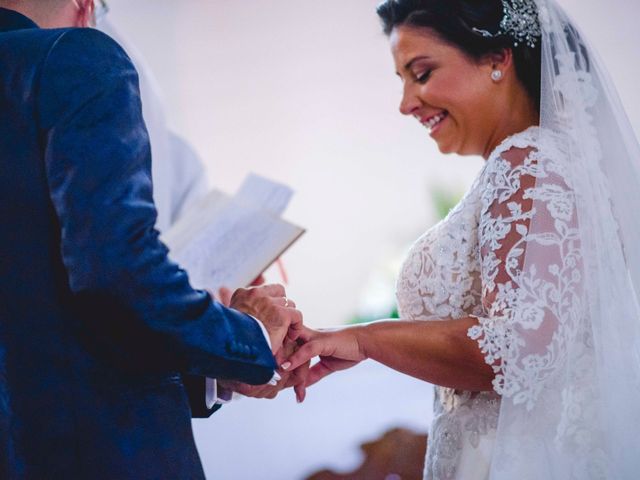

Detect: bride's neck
482,89,540,160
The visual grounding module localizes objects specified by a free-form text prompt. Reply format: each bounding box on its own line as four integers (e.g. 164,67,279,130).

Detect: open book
161,174,305,291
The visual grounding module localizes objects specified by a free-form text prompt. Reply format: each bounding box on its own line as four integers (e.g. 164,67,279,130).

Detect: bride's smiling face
390,26,502,156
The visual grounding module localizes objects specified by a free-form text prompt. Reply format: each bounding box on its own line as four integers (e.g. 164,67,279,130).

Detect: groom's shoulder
2,25,129,66
36,27,138,107
1,27,136,96
42,27,134,70
28,28,140,128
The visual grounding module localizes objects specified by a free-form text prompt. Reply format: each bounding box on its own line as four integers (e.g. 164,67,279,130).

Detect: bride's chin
435,139,456,155
434,132,467,155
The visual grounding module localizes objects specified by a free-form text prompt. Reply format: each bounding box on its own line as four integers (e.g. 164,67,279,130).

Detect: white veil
489,1,640,478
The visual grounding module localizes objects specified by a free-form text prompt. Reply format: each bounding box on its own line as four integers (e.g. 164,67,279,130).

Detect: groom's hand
229,284,303,353
218,338,310,401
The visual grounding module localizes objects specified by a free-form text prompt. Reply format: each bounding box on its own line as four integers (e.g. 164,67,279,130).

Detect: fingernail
281,362,291,370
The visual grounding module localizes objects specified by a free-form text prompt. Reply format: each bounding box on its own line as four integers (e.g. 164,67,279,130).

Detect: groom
0,0,302,478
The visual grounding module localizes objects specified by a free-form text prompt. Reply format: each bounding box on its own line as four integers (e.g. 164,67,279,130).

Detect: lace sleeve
468,139,582,410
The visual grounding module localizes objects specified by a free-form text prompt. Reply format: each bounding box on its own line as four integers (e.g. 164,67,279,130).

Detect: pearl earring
491,70,503,82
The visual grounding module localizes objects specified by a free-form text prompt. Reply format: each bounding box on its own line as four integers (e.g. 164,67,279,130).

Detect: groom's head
0,0,96,28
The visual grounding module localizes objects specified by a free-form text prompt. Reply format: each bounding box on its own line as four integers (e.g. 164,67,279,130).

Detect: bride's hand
281,325,367,388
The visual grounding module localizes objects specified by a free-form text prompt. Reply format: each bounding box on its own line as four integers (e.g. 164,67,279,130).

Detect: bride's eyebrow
405,55,431,71
396,55,432,77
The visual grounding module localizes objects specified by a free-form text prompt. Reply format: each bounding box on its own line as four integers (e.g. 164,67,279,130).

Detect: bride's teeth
423,112,446,131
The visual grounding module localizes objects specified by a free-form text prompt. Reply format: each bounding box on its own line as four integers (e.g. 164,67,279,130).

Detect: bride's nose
399,84,421,116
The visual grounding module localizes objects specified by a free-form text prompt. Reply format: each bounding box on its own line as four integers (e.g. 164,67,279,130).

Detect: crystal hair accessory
472,0,541,48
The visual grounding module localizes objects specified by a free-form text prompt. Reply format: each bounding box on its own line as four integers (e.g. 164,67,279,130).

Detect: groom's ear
74,0,95,28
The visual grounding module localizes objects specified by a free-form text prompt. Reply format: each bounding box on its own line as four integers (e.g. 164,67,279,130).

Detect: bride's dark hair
376,0,541,110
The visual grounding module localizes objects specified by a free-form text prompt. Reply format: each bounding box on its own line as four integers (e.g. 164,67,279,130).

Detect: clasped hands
218,284,367,403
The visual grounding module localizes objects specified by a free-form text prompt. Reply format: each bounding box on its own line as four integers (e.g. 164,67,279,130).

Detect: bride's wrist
353,319,400,361
352,323,375,361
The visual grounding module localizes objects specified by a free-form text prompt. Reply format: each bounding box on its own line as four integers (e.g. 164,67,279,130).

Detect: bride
283,0,640,478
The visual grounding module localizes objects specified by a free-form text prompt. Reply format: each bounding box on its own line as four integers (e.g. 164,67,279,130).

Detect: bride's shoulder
487,126,568,176
491,126,564,160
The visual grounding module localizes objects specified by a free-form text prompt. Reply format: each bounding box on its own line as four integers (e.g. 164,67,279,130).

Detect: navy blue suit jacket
0,8,275,479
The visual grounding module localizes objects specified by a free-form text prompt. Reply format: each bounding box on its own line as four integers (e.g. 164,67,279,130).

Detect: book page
161,175,304,291
161,189,231,254
236,173,293,216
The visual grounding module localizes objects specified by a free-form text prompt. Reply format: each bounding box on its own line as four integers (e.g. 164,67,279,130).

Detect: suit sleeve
37,28,275,385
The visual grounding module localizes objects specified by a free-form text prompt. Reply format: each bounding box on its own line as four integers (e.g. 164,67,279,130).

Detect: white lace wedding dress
396,125,574,480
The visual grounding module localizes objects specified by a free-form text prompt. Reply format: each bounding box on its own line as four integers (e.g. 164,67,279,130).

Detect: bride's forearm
356,318,495,392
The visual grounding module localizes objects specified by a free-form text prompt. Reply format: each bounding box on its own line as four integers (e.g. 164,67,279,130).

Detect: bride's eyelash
416,70,432,83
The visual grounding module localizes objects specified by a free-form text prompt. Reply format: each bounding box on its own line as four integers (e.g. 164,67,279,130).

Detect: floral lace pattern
397,126,579,479
396,152,498,480
467,127,582,412
396,173,485,324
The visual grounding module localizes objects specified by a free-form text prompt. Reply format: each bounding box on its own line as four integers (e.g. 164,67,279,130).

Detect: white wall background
103,1,640,478
106,0,640,331
106,0,640,330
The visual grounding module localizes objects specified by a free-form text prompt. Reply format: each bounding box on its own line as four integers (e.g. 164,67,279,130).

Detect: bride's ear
482,48,514,76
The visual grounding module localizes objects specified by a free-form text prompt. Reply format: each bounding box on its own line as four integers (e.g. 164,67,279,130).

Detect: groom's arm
36,28,282,383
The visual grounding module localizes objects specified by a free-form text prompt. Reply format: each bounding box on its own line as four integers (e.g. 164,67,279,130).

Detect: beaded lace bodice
396,127,570,480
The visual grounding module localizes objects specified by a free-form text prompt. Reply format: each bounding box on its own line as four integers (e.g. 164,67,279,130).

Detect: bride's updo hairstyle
376,0,542,110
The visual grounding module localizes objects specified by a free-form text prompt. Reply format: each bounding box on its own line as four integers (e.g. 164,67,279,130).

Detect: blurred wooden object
305,428,427,480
